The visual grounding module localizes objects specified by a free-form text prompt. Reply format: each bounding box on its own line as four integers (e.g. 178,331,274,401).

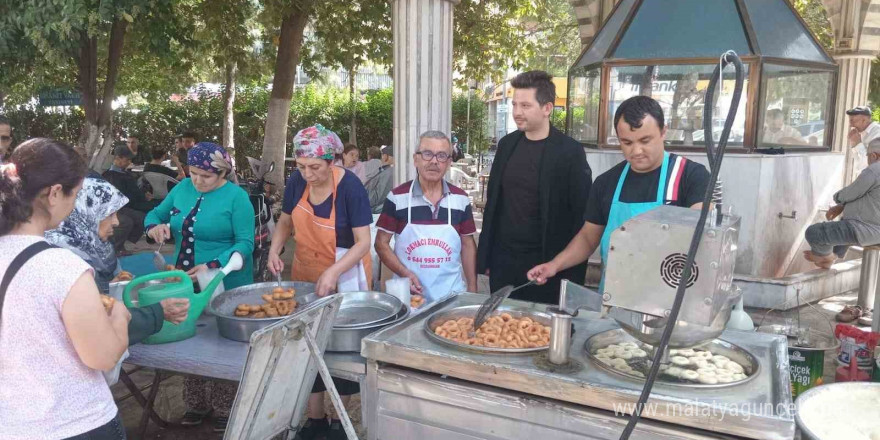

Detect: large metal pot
326,304,410,352
208,281,318,342
795,382,880,439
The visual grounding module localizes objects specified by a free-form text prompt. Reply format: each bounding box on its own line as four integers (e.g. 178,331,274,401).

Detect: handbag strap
0,241,57,324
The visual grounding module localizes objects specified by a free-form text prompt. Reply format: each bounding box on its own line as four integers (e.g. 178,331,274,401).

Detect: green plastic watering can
123,253,244,344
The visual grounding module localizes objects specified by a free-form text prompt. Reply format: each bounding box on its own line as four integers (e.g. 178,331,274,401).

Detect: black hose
618,52,745,440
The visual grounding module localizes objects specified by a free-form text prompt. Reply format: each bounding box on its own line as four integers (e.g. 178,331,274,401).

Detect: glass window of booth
605,64,749,147
568,67,601,144
758,64,833,149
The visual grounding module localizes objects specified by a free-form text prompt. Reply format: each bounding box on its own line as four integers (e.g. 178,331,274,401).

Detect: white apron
392,181,465,302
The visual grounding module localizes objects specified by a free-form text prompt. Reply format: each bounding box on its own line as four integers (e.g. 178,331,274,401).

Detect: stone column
392,0,458,184
822,0,880,182
831,53,874,182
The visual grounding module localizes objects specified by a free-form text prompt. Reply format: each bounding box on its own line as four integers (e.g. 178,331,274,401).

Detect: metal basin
327,305,410,352
424,305,552,354
795,382,880,440
335,291,403,328
609,285,742,348
584,328,760,388
208,281,318,342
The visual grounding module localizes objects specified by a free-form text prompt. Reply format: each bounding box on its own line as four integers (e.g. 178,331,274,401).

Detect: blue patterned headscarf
188,142,237,182
45,177,129,291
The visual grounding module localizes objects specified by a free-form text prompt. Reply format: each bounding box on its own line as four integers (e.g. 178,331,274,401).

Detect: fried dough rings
433,314,551,349
234,289,298,319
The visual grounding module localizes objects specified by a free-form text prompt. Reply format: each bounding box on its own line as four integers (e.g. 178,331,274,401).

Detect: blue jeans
64,414,125,440
805,221,859,258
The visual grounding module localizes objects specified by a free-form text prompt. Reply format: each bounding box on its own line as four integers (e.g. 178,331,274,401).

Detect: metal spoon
152,240,166,271
275,271,283,288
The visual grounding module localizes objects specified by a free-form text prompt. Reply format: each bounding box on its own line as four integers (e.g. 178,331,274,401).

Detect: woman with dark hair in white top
0,138,130,440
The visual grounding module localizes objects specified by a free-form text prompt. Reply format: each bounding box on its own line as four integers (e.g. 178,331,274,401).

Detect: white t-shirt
0,235,118,439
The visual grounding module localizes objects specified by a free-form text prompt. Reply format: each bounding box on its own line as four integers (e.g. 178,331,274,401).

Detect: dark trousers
111,207,146,252
64,414,126,440
488,244,585,304
805,220,859,258
312,376,360,396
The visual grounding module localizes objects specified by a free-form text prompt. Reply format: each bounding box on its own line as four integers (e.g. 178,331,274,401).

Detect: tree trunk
222,61,237,154
78,20,128,169
349,65,357,145
260,4,313,188
77,31,99,159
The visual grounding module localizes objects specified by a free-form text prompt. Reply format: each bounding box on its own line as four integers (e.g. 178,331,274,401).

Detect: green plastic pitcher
123,271,201,344
122,253,243,344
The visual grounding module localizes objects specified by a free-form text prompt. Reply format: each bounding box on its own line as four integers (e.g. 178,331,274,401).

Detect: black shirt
102,169,155,213
143,162,178,179
584,153,710,226
495,136,546,252
129,146,151,166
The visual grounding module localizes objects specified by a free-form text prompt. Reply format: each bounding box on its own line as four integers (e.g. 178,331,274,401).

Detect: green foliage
4,105,85,147
791,0,834,50
519,0,582,77
451,93,489,153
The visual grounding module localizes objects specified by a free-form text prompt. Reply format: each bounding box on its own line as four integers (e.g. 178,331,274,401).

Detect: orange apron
291,167,372,290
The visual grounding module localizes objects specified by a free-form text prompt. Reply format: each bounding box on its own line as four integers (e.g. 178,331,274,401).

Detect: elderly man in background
0,115,12,163
365,146,394,213
805,138,880,268
375,131,478,302
805,137,880,324
847,106,880,174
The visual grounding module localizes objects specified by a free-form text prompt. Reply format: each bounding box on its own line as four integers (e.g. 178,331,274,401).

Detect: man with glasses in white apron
527,96,710,291
375,131,478,303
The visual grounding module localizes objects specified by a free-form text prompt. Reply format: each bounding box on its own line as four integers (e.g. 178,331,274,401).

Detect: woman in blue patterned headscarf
186,141,238,184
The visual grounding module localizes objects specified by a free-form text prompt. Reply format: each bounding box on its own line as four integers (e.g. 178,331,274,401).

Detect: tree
0,0,196,166
519,0,581,77
306,0,391,145
258,0,315,187
195,0,260,153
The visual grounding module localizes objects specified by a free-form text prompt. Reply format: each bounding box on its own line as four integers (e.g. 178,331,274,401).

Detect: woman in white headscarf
46,177,189,344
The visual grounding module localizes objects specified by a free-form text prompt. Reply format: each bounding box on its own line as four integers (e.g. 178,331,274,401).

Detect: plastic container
385,277,412,309
835,358,873,382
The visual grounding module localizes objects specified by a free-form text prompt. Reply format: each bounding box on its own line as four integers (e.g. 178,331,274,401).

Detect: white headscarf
46,177,129,291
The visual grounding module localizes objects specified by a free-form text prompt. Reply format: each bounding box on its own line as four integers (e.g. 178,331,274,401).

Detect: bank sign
39,89,82,107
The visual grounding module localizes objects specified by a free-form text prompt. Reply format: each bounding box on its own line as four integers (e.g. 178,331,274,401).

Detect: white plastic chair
142,172,179,199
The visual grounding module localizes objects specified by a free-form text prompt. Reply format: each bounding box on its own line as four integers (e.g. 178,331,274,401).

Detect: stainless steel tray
327,304,410,352
584,329,760,388
335,291,403,328
207,281,318,342
424,305,551,354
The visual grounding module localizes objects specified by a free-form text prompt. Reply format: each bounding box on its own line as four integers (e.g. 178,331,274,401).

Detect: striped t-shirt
376,179,477,236
584,153,710,226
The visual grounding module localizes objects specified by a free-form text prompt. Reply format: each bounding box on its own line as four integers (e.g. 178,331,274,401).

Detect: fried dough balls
432,313,551,349
411,295,425,309
235,288,298,319
111,271,133,282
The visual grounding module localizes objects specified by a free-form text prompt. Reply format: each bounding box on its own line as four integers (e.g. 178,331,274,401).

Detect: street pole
465,87,472,156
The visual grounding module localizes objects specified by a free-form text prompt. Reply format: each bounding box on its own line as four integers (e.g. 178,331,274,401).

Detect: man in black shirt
126,134,151,166
477,71,592,304
528,96,709,290
103,144,154,253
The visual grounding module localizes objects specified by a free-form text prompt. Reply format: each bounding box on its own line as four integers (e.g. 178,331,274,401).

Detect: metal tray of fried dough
424,305,552,354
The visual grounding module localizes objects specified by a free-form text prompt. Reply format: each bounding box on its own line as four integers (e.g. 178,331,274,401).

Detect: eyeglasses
0,136,11,142
415,150,451,163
